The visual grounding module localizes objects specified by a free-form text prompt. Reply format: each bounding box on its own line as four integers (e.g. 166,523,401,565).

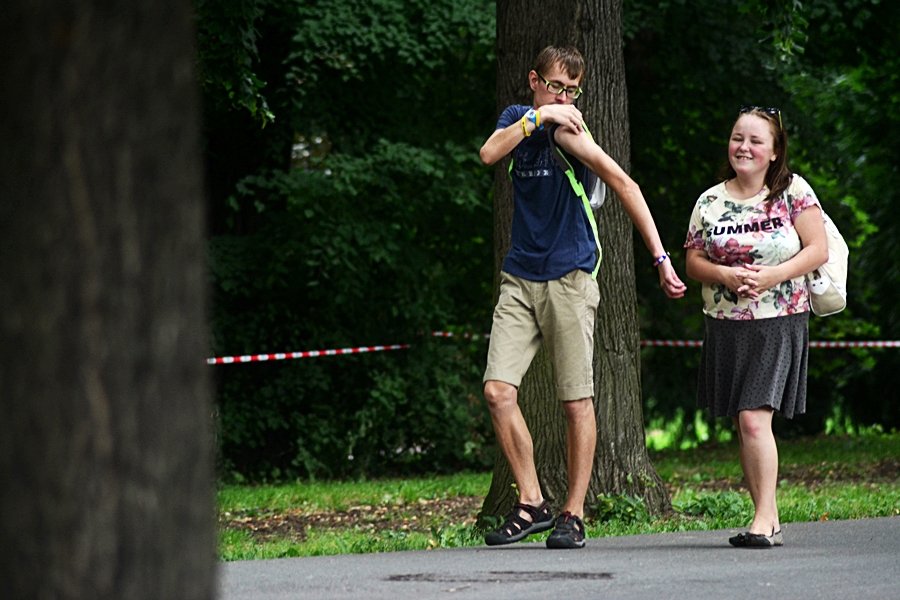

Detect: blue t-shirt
497,104,597,281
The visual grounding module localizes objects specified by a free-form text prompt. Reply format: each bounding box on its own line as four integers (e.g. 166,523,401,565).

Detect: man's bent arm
480,123,527,166
556,127,687,298
555,128,665,257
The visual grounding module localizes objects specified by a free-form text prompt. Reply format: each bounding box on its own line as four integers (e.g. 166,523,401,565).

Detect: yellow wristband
521,116,531,137
535,110,541,129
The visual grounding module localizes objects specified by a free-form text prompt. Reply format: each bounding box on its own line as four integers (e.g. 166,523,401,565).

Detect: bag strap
782,185,793,221
548,123,602,279
782,178,824,281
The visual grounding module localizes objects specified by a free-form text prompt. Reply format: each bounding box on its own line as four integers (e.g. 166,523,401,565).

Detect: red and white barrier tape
206,343,410,365
430,331,490,340
208,335,899,364
808,340,900,348
640,340,703,348
640,340,900,349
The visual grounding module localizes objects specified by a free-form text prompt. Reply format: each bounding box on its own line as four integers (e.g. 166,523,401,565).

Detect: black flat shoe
729,528,783,548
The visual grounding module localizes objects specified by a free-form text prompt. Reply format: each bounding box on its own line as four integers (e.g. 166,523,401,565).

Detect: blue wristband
525,109,544,131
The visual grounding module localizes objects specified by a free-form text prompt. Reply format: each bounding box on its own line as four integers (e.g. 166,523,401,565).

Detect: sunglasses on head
740,105,783,130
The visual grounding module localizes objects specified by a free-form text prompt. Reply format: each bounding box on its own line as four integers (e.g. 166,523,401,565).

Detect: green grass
218,433,899,560
218,472,491,514
220,527,441,559
653,432,900,482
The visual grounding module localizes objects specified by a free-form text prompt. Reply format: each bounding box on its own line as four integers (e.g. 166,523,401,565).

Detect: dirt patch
780,458,900,487
221,495,483,542
670,458,900,492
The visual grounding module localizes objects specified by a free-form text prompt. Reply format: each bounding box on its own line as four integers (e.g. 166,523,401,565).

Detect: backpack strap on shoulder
548,123,603,279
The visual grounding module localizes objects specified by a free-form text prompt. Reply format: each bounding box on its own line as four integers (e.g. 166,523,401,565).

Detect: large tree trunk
481,0,670,522
0,2,216,598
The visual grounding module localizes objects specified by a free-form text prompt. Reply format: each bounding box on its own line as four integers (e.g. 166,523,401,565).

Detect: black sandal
729,528,784,548
546,511,586,549
484,500,554,546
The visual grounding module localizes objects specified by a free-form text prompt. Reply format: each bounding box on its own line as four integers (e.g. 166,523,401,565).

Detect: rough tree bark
0,2,216,598
481,0,671,522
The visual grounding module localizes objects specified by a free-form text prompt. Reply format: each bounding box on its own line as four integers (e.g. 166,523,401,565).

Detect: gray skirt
698,312,809,419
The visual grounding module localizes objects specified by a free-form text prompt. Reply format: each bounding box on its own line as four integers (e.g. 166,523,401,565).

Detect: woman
683,106,828,547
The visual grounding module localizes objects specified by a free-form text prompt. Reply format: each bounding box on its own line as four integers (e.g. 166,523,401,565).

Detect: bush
592,494,649,524
210,145,494,481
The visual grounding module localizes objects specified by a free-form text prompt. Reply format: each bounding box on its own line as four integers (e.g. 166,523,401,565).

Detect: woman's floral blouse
684,174,821,320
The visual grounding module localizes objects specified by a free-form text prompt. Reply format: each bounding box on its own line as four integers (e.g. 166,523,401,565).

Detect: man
480,45,685,549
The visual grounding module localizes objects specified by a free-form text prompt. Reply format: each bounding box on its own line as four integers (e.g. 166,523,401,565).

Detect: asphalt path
218,517,900,599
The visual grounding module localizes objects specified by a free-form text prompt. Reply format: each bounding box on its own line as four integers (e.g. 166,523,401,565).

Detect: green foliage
592,494,649,524
779,1,900,430
428,524,484,548
202,0,498,480
645,408,734,451
675,490,748,521
195,0,274,125
824,405,887,437
210,139,495,478
285,0,497,152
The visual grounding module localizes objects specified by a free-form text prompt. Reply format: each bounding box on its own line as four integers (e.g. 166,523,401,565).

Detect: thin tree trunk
482,0,670,523
0,2,216,598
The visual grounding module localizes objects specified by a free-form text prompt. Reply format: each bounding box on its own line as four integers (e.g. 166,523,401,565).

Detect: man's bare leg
483,380,543,507
561,397,596,517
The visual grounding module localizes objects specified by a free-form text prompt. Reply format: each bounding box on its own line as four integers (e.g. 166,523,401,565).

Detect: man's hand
538,104,583,134
658,261,687,299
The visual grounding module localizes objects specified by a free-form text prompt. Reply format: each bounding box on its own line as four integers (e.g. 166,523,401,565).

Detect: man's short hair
534,46,585,80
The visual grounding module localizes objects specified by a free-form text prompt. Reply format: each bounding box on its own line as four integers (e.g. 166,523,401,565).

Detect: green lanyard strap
550,123,602,279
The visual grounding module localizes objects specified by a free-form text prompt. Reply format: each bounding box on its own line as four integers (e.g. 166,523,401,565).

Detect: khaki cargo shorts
483,269,600,401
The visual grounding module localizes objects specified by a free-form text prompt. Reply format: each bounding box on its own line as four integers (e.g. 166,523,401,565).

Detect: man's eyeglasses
537,72,583,99
740,105,783,130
